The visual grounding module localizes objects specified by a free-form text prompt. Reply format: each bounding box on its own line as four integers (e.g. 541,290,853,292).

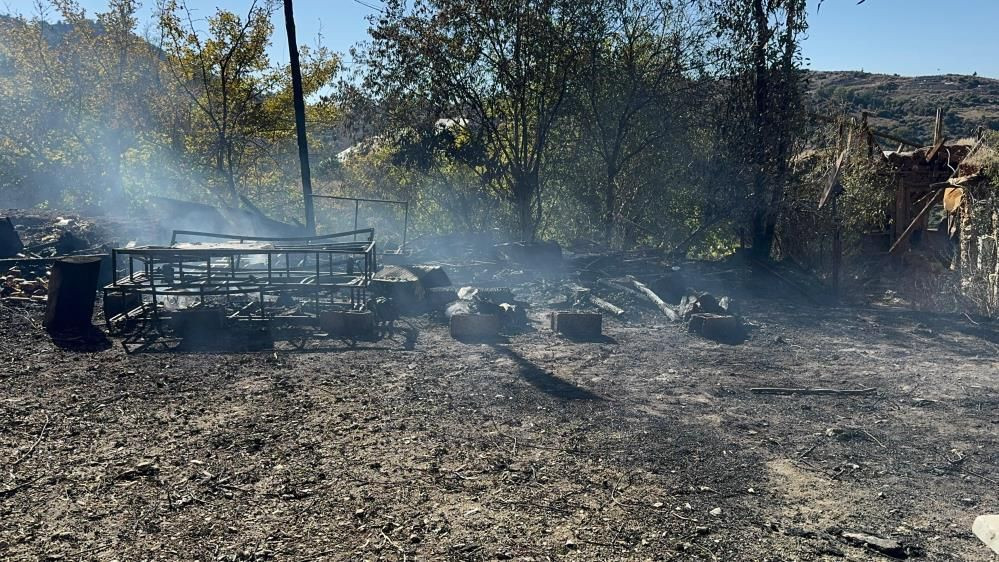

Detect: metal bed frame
103,228,377,340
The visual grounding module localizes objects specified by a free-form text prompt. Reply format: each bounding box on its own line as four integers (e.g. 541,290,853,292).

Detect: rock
841,531,919,558
688,313,745,344
973,515,999,554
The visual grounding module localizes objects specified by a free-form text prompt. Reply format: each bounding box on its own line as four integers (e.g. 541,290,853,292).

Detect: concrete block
320,309,375,337
550,311,602,339
687,313,744,344
449,313,500,341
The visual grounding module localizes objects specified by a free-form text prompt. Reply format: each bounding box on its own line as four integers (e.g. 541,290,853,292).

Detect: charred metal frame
311,195,409,253
103,228,376,338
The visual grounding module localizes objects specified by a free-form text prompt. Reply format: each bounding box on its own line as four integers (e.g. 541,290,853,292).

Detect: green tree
158,0,339,214
712,0,808,258
0,0,161,208
159,0,281,204
362,0,594,240
577,0,706,244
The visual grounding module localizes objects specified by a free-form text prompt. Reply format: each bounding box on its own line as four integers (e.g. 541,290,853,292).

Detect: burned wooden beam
589,295,624,317
626,275,679,321
889,188,945,255
925,136,948,163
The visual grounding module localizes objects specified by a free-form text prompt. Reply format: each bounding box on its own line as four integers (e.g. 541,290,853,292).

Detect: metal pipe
402,201,410,253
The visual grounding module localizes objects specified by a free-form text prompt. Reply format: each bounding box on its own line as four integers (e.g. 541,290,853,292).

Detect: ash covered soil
2,260,999,561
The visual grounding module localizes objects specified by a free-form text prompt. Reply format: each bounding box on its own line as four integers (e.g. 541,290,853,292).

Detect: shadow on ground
492,345,602,401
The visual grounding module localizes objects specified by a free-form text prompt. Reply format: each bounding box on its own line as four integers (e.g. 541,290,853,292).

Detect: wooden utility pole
283,0,315,234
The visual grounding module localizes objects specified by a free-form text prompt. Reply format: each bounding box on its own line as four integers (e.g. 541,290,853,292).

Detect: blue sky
6,0,999,78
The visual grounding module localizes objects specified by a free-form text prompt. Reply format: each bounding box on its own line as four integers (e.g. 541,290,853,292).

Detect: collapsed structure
878,137,999,312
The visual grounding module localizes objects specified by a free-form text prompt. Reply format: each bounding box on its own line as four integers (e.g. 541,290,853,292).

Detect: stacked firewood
1,266,49,303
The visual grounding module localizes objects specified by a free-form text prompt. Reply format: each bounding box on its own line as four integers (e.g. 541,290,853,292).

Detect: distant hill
808,70,999,146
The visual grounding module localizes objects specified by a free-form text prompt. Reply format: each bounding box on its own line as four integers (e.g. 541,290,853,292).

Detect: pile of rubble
0,213,109,307
392,240,749,344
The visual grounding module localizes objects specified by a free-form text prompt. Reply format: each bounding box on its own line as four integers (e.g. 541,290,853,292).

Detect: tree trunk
750,206,773,260
604,164,617,244
748,0,773,260
514,170,539,242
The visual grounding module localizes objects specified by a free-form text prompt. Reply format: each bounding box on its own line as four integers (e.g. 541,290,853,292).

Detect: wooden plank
750,387,876,396
925,136,948,163
819,129,852,209
933,107,943,147
889,188,945,255
0,255,108,268
590,295,625,316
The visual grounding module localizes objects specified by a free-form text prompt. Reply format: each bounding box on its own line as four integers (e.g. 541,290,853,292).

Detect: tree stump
43,256,102,331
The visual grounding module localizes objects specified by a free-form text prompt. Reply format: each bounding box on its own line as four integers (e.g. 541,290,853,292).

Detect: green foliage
0,0,339,224
0,0,823,260
360,0,596,240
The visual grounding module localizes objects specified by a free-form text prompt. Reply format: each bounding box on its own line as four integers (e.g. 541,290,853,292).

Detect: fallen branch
11,412,50,468
590,295,625,316
750,387,877,396
626,275,679,321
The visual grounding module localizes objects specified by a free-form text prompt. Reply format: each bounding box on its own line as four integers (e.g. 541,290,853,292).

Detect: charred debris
0,205,764,351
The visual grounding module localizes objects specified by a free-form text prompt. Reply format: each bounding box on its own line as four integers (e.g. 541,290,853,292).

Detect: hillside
809,70,999,145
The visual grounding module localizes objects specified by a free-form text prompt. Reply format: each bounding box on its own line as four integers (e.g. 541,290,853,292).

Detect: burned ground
1,262,998,561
